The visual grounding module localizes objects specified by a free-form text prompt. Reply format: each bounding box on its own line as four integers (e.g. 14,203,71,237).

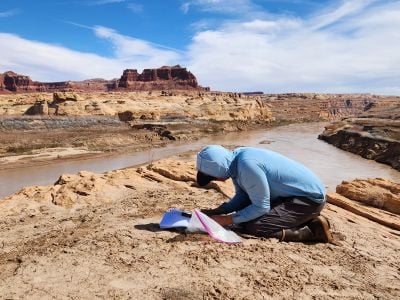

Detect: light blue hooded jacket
197,145,326,224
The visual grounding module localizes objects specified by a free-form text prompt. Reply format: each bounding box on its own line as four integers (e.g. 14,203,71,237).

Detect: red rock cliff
1,71,34,92
117,65,199,90
0,66,205,93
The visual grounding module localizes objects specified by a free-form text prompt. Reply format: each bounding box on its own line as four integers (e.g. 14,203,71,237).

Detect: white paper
187,209,242,244
159,208,191,229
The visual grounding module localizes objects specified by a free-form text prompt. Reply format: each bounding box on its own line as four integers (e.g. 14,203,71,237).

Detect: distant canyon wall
1,90,399,126
260,93,400,122
0,65,207,93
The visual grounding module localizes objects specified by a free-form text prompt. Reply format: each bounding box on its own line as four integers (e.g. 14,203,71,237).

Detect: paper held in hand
159,208,242,244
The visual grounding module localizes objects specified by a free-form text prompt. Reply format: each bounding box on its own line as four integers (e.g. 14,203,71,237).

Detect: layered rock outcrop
116,65,200,90
0,91,273,160
14,91,272,124
327,178,400,230
319,102,400,170
336,178,400,214
0,71,34,92
261,93,395,122
0,66,206,93
0,71,73,93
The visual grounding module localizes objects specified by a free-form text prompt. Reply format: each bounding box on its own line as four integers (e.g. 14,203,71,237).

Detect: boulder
53,92,82,102
118,110,135,122
24,99,49,115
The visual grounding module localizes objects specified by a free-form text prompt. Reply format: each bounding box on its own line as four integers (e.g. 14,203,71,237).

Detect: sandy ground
0,157,399,299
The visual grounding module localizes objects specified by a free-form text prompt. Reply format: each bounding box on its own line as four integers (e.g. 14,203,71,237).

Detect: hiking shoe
307,216,334,243
280,226,314,242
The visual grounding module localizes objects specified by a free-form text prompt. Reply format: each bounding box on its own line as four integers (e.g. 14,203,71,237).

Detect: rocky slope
0,157,399,298
0,91,272,164
0,66,207,93
2,90,400,166
319,102,400,170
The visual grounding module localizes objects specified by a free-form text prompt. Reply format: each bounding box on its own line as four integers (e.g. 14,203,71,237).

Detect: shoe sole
317,216,334,243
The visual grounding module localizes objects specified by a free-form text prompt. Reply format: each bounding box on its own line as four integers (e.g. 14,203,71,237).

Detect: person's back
233,147,325,202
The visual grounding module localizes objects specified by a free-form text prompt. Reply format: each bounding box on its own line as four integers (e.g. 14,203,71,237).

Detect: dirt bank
0,91,273,168
319,102,400,171
1,157,399,299
0,116,171,170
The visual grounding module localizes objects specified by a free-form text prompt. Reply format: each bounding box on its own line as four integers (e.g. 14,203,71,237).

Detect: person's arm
231,162,271,224
220,182,250,214
210,214,233,226
202,182,249,216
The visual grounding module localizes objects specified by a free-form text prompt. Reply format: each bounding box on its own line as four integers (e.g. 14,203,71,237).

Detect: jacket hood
196,145,234,179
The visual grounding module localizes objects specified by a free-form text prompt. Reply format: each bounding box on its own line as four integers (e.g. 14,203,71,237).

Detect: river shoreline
2,122,400,200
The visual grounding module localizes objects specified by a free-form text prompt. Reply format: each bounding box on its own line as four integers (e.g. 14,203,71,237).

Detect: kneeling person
196,145,333,242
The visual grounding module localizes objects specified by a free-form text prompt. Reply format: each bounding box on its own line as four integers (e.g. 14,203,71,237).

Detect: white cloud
181,2,191,14
1,0,399,95
0,27,181,82
127,3,143,13
0,9,20,18
185,0,400,94
93,26,181,68
184,0,262,15
87,0,126,5
0,33,124,81
310,0,377,29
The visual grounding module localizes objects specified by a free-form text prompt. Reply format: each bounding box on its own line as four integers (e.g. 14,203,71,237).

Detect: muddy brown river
1,122,399,198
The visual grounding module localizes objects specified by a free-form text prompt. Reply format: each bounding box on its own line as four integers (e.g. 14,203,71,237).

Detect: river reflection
1,122,399,198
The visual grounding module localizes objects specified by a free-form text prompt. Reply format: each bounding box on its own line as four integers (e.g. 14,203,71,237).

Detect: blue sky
1,0,399,94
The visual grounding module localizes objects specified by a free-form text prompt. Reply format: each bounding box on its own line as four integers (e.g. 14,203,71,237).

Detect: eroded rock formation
0,91,274,159
0,71,34,92
117,65,200,90
336,178,400,214
319,103,400,170
15,91,272,124
261,93,397,122
327,177,400,230
0,159,201,211
0,66,206,94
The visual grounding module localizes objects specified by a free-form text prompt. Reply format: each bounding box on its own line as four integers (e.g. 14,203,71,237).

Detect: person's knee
242,222,277,238
243,222,282,238
243,222,259,236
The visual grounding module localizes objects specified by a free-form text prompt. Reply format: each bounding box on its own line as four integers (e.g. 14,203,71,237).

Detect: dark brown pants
240,197,325,237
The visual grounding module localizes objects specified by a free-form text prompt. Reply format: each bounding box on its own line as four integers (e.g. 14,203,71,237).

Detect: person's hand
201,207,225,216
210,215,233,226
